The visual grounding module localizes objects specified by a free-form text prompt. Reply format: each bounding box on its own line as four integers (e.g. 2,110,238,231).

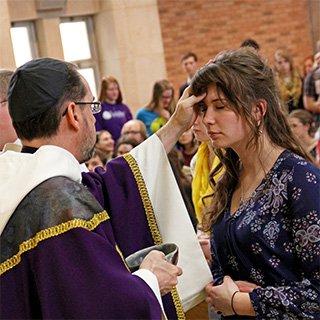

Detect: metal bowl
125,243,179,272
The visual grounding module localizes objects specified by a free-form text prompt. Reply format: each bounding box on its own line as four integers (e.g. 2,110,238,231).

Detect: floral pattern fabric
211,150,320,319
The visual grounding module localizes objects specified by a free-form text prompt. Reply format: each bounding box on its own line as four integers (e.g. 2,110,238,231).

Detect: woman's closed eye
198,102,207,113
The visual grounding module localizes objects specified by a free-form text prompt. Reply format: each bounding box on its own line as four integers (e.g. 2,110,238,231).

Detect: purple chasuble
0,176,161,319
82,155,184,319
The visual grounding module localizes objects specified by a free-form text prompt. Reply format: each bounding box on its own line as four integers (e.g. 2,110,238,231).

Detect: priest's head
8,58,100,163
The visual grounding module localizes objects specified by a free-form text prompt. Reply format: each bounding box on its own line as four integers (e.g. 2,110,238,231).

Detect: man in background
120,119,147,144
179,52,198,97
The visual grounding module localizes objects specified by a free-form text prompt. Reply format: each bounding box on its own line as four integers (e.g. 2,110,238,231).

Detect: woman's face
304,59,313,75
96,131,115,153
86,155,104,172
202,85,250,150
275,56,291,74
160,89,173,109
178,128,194,145
289,117,308,140
116,143,134,157
106,82,119,103
192,114,209,142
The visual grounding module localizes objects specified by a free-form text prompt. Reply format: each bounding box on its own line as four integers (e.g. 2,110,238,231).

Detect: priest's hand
140,250,183,295
157,87,206,153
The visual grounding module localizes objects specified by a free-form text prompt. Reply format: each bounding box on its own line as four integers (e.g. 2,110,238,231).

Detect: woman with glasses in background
136,79,175,136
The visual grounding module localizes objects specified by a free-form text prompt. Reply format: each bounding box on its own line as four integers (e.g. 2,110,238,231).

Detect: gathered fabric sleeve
249,163,320,319
210,232,225,286
27,223,161,319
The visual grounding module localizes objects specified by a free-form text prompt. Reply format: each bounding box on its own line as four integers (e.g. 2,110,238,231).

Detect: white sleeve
129,134,212,311
133,269,167,319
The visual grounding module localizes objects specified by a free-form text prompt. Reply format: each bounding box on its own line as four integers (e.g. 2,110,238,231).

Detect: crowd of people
0,38,319,320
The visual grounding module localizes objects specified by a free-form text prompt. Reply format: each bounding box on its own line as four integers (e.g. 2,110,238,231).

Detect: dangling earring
257,122,263,135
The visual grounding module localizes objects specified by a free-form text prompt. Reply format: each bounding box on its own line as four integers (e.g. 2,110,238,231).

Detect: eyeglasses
75,101,101,114
62,101,101,116
123,130,141,135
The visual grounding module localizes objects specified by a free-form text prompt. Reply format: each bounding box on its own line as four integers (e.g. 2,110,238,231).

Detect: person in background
95,130,114,162
120,119,147,144
0,70,18,152
136,80,175,136
274,48,302,113
177,128,198,167
240,38,260,52
114,136,138,157
85,148,107,172
288,109,318,162
95,76,132,141
190,48,319,319
299,55,315,109
302,55,314,78
179,52,198,97
303,50,320,127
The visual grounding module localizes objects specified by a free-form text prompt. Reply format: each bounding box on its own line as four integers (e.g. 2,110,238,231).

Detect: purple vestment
82,155,184,319
0,176,161,319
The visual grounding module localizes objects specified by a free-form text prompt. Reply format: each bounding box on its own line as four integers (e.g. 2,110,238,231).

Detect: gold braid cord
123,154,186,320
0,211,109,276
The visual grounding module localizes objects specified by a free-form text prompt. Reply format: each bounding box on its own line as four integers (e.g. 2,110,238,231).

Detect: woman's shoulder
136,107,156,117
277,150,320,177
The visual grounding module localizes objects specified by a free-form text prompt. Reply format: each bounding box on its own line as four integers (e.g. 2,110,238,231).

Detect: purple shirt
94,102,133,141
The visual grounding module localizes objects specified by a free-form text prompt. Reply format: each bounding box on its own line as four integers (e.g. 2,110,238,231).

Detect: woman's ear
253,99,267,123
64,102,81,131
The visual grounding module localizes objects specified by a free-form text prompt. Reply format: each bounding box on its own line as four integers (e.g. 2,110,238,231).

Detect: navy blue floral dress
211,150,320,319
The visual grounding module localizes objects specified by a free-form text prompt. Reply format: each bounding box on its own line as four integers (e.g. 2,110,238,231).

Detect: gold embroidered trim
123,154,162,245
171,287,186,319
116,244,130,272
0,211,109,276
123,154,185,319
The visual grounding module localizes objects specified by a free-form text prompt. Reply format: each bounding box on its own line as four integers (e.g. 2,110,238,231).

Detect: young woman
95,76,133,141
288,109,318,161
113,136,138,157
95,130,115,162
136,79,175,136
177,128,198,166
274,48,302,113
187,48,319,319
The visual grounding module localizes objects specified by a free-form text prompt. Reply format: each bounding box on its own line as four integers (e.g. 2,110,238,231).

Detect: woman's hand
235,280,260,293
197,229,212,265
205,276,239,316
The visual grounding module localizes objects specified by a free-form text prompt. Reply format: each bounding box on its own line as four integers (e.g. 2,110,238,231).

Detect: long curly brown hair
190,48,311,231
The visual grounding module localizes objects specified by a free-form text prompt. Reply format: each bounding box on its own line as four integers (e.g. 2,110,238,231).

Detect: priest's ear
252,99,267,123
62,102,82,132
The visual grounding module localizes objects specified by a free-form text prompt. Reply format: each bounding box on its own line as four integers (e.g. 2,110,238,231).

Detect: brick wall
157,0,314,95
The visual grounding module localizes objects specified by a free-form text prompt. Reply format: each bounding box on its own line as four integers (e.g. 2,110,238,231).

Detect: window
10,22,38,67
59,17,99,98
